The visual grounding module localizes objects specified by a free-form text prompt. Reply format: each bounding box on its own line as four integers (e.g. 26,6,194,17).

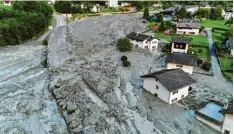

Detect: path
206,28,231,84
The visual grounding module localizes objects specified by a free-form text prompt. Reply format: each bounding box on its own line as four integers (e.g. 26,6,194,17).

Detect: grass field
193,47,209,59
154,33,174,42
0,5,12,10
219,56,233,80
201,19,230,30
100,7,122,12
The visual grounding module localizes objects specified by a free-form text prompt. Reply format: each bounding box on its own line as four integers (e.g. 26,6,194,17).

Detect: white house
141,69,196,104
176,21,201,35
184,5,199,14
221,99,233,134
108,0,118,7
166,53,197,74
126,32,158,52
91,5,100,13
171,37,192,53
224,11,233,20
199,2,211,9
3,0,12,6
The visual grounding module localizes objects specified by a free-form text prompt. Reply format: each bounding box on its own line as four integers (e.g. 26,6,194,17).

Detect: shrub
197,59,203,66
116,38,132,52
121,55,128,61
123,60,131,67
42,39,48,46
41,59,47,68
198,48,203,53
202,61,211,71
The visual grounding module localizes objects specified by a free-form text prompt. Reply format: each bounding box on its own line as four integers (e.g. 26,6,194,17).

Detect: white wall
196,116,222,132
171,43,189,53
169,85,189,104
108,0,118,7
224,12,233,20
143,78,171,103
222,114,233,134
129,38,158,52
167,63,194,74
176,28,200,35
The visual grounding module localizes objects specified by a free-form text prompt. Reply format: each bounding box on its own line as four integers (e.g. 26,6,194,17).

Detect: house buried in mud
171,37,192,53
126,32,158,52
140,69,196,104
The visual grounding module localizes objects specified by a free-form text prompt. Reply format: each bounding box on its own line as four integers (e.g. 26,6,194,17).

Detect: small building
108,0,118,7
91,5,100,13
126,32,158,52
184,5,199,14
141,69,196,104
151,25,159,31
123,6,136,12
221,99,233,134
171,37,192,53
166,53,197,74
3,0,12,6
195,99,233,134
226,37,233,56
176,21,201,35
160,7,175,21
199,2,211,9
224,9,233,20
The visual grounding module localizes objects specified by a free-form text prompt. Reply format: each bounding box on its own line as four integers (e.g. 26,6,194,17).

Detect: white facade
176,28,200,35
171,43,189,53
3,1,11,6
108,0,118,7
143,77,190,104
222,114,233,134
129,38,158,52
91,5,100,13
167,63,194,74
185,6,199,14
224,12,233,20
196,116,222,131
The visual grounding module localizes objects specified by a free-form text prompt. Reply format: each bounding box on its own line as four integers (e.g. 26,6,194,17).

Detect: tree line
0,1,53,46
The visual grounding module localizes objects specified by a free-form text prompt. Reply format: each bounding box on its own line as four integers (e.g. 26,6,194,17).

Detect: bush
42,39,48,46
121,55,128,61
116,38,132,52
41,58,47,68
198,48,203,53
123,60,131,67
197,59,203,66
202,61,211,71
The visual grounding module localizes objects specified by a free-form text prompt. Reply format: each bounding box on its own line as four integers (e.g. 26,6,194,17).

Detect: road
206,28,231,84
38,13,66,41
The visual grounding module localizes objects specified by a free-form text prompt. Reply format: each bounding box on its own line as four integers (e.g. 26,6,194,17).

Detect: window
146,41,148,43
181,95,184,98
136,45,138,47
189,32,195,34
180,45,183,48
152,41,157,44
173,90,178,95
176,65,183,68
155,78,158,81
152,46,156,49
188,87,192,91
154,93,158,97
156,85,158,89
224,130,230,134
145,46,148,48
176,45,178,47
172,98,177,102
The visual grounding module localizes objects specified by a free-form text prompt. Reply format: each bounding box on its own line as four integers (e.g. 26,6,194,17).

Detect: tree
195,8,211,19
143,8,149,19
132,1,143,10
202,62,211,71
159,21,165,32
225,17,233,25
157,14,164,23
197,59,203,66
121,55,128,61
176,7,189,19
224,29,233,37
209,7,223,20
54,1,72,14
116,38,132,52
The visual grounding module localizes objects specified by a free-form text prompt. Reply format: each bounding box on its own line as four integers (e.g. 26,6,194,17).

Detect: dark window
136,45,138,47
173,90,178,95
145,46,148,48
152,46,156,49
174,43,186,49
188,87,192,91
224,130,230,134
172,98,177,102
181,95,184,98
176,65,183,68
156,85,158,89
154,93,158,97
189,32,195,34
155,78,158,81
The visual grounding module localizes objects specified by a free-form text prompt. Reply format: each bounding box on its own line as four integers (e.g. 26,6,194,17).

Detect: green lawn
201,19,230,30
154,33,174,42
213,30,226,46
0,5,12,10
100,7,122,12
193,47,209,59
220,56,233,80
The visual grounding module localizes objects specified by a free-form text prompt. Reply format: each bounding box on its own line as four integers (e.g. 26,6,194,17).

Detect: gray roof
172,37,192,44
229,37,233,49
176,22,201,29
141,69,196,91
126,32,156,42
166,53,198,66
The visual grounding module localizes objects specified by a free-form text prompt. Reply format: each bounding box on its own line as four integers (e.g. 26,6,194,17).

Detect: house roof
229,37,233,49
172,37,192,44
140,69,196,91
166,53,198,66
176,22,201,29
126,32,156,42
222,99,233,114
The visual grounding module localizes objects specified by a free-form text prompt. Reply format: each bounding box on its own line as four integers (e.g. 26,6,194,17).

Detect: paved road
206,28,231,83
37,14,66,41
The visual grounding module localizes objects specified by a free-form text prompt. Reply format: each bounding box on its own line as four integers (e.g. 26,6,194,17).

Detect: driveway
206,28,231,84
